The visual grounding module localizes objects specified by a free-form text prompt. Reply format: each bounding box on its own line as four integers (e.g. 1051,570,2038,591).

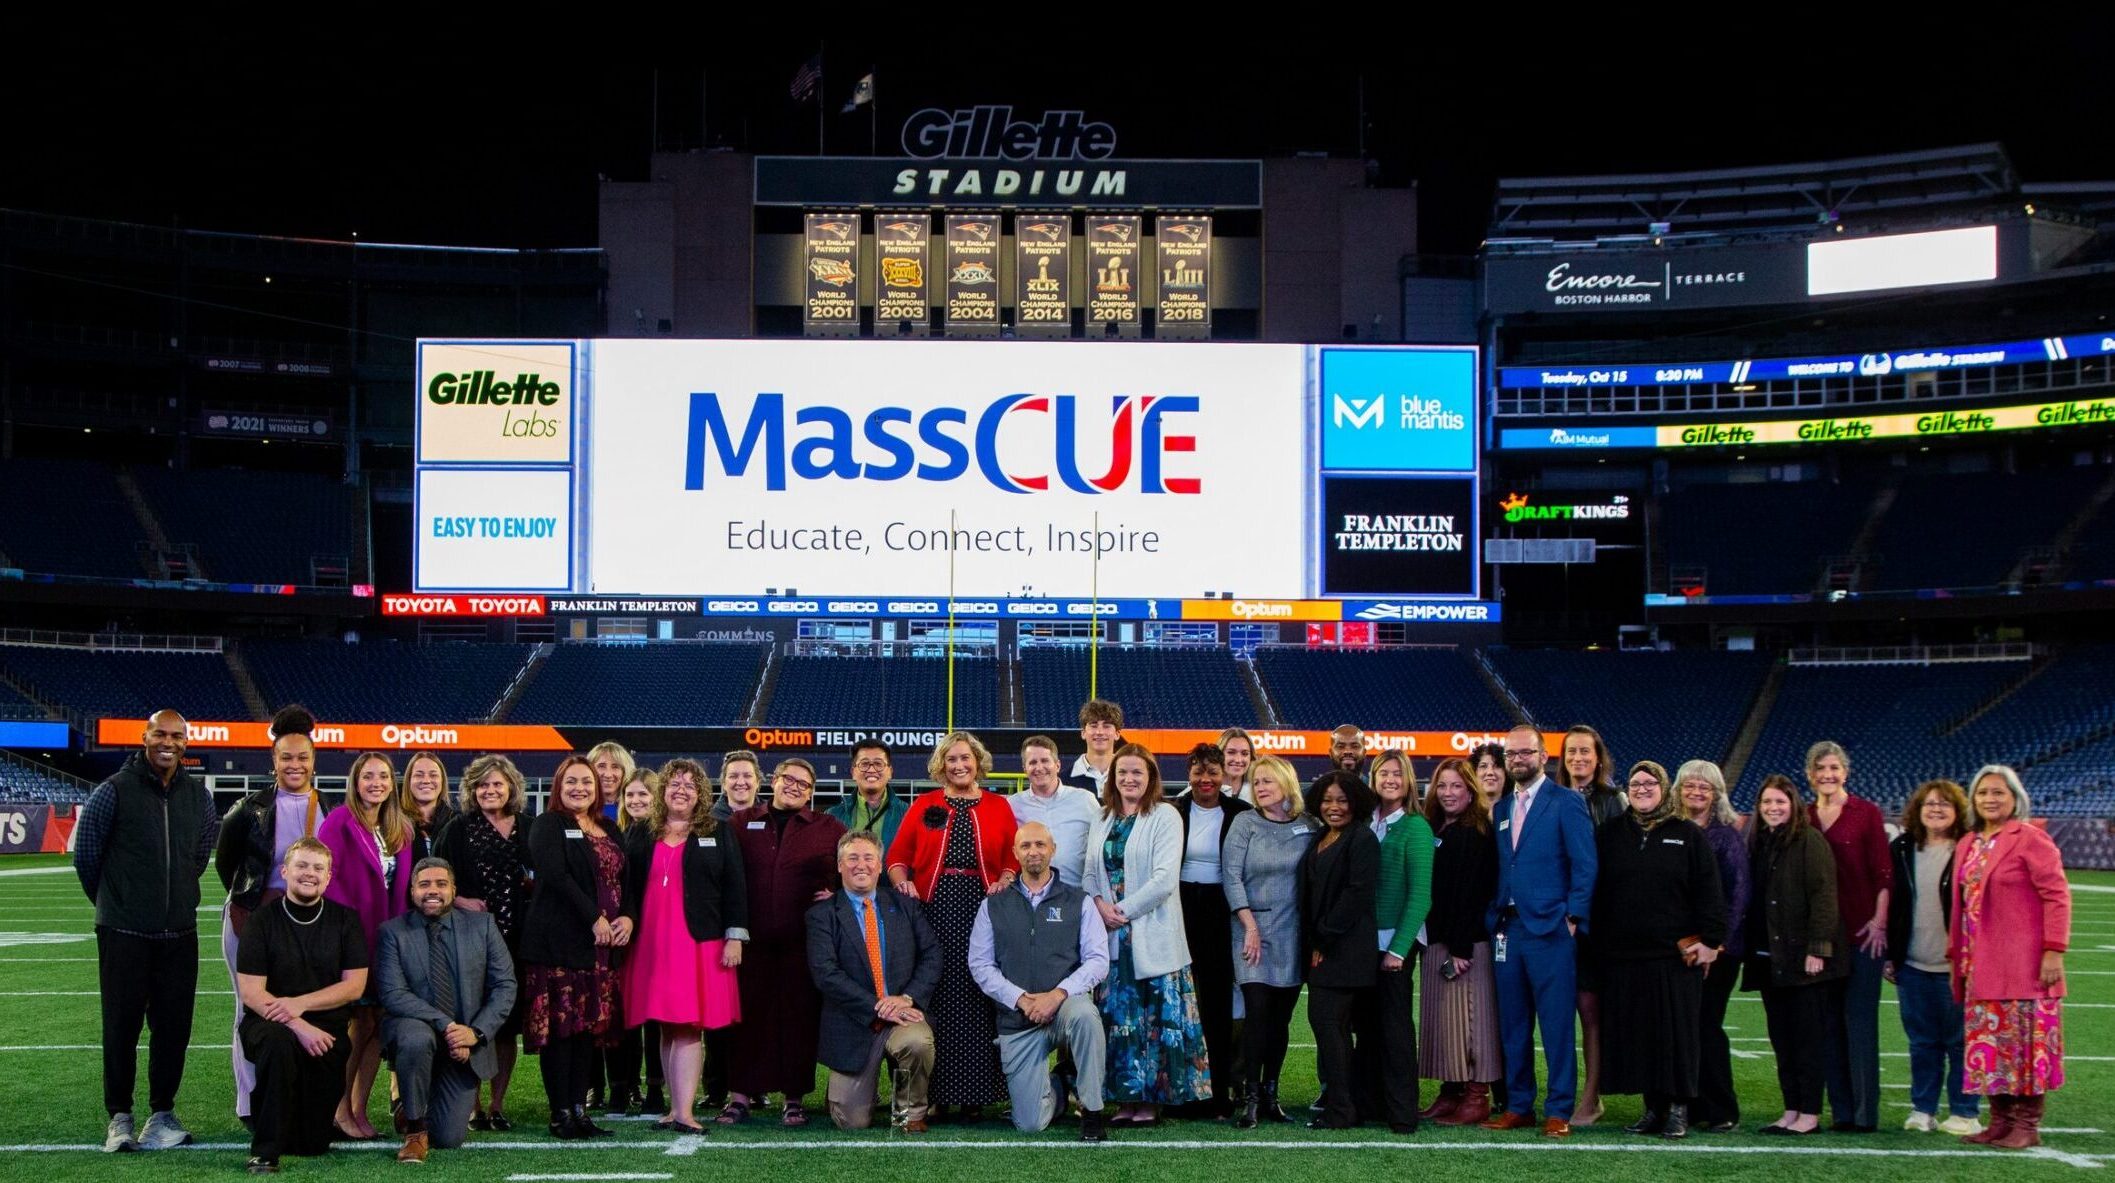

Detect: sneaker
1938,1114,1984,1137
246,1156,280,1175
138,1110,195,1150
1903,1111,1936,1133
103,1113,138,1153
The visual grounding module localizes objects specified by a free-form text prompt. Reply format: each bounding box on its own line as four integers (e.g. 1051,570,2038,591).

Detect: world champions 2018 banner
412,340,1481,602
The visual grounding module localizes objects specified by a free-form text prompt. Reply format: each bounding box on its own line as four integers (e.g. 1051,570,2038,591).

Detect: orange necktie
863,899,889,1001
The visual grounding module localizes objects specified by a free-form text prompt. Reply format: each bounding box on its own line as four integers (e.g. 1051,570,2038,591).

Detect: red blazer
885,789,1019,900
727,805,847,945
1949,821,2071,1002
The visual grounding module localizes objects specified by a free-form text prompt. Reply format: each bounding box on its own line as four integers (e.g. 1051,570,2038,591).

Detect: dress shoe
1481,1110,1536,1131
397,1132,429,1164
1542,1118,1572,1138
571,1106,614,1137
486,1111,514,1132
1080,1110,1108,1142
1661,1104,1689,1139
900,1118,929,1134
245,1156,280,1175
1307,1115,1353,1130
1696,1119,1739,1134
1625,1110,1665,1136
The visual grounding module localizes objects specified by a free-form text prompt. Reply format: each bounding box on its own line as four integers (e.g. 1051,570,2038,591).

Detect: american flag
789,54,822,104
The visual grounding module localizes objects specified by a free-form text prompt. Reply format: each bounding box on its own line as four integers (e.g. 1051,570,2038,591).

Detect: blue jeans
1896,966,1977,1118
1825,948,1883,1127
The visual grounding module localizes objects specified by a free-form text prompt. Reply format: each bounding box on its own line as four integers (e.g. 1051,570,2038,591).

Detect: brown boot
1439,1082,1492,1127
1420,1083,1463,1122
1963,1096,2012,1145
1992,1095,2043,1149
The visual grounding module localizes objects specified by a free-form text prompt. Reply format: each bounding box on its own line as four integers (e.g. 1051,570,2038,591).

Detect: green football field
4,853,2109,1180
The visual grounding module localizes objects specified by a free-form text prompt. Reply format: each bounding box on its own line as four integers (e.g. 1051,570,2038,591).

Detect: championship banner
873,214,931,328
802,212,860,331
1086,215,1141,328
944,214,1002,332
1155,215,1211,332
96,719,574,752
1013,214,1072,334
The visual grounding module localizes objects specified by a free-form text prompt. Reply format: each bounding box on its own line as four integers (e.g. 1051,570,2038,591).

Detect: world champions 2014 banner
412,340,1482,602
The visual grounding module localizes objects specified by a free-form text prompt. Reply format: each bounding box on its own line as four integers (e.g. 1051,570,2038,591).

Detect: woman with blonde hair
1676,759,1749,1133
433,753,533,1130
606,768,666,1116
317,750,413,1139
1223,754,1319,1127
1417,757,1500,1126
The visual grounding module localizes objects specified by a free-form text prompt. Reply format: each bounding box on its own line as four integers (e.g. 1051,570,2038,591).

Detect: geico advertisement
585,340,1309,598
418,341,576,464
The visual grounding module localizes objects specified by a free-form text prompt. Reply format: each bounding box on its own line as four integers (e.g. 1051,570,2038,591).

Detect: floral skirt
521,961,622,1054
1964,999,2064,1096
1102,938,1212,1105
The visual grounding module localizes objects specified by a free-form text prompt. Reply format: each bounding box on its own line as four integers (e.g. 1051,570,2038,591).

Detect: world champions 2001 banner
412,340,1481,602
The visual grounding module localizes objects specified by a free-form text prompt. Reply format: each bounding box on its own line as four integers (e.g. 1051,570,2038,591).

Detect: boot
1235,1086,1260,1131
1661,1103,1689,1140
1421,1083,1463,1122
548,1109,576,1140
1964,1096,2013,1145
1258,1079,1290,1124
1992,1096,2043,1150
1625,1107,1665,1135
1438,1082,1491,1127
571,1106,614,1138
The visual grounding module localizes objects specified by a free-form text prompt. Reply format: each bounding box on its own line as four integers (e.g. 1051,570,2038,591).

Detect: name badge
1497,819,1510,832
697,837,717,848
1661,837,1686,846
747,821,766,830
565,829,584,839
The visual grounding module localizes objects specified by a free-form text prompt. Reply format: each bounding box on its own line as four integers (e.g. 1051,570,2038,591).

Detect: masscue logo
418,342,574,464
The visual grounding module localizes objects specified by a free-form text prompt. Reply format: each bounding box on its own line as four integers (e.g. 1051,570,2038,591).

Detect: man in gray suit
806,830,942,1132
377,857,518,1163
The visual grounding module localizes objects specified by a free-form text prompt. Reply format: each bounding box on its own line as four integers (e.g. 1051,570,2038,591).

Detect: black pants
1693,961,1741,1124
1308,986,1359,1125
539,1032,597,1112
605,1020,662,1100
1239,983,1302,1088
1354,953,1419,1127
1180,881,1238,1107
243,1018,348,1160
96,927,198,1116
703,1027,730,1103
1761,982,1830,1114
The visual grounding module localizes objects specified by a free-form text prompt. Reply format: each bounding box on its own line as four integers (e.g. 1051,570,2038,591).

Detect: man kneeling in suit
807,829,941,1132
378,858,518,1163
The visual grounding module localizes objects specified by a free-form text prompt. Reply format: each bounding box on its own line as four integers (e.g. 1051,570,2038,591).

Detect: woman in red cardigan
1951,764,2071,1150
886,731,1019,1119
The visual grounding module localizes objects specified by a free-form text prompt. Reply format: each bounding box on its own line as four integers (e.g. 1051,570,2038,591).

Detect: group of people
72,701,2074,1173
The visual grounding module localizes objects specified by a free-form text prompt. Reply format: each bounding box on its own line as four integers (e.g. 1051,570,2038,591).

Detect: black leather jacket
215,787,330,909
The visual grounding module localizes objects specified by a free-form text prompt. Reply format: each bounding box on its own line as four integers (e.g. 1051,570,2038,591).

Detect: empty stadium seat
129,467,357,586
505,642,769,726
0,458,149,578
766,654,997,728
1023,645,1254,730
1661,477,1875,596
244,639,536,723
1487,648,1772,776
1252,647,1510,731
0,645,250,722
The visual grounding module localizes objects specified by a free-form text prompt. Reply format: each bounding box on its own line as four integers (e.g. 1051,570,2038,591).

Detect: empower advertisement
944,215,1001,331
1013,215,1072,332
1086,215,1141,326
584,340,1309,598
1155,216,1210,329
802,212,860,329
873,215,931,326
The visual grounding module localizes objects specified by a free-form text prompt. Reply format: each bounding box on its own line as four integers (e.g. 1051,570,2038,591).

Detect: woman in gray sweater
1223,755,1320,1128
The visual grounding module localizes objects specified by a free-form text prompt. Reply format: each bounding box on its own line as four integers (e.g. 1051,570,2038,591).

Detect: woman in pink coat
317,751,414,1139
1949,764,2070,1150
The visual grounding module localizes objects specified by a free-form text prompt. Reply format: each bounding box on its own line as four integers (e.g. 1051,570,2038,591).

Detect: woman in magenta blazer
318,751,414,1140
1950,764,2071,1151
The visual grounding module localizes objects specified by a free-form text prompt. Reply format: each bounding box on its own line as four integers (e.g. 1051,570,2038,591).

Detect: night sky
5,24,2103,255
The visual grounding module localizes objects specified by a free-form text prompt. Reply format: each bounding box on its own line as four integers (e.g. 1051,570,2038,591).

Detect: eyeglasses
852,760,889,771
1503,749,1540,758
777,777,815,791
1628,778,1661,790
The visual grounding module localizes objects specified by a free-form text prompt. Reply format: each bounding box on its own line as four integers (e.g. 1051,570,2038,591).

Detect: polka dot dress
925,797,1005,1106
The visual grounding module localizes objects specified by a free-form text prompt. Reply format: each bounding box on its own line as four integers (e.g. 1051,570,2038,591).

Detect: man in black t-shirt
234,837,369,1175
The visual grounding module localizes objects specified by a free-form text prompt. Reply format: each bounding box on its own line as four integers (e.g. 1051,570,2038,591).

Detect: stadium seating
1487,648,1773,776
1253,646,1511,730
0,760,87,804
129,467,357,586
505,642,769,726
765,654,998,728
0,457,149,578
1022,645,1254,729
244,639,535,723
1862,467,2105,592
0,645,250,722
1661,477,1876,596
0,679,50,721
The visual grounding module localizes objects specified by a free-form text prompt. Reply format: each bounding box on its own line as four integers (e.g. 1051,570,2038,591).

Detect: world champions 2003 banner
412,340,1481,602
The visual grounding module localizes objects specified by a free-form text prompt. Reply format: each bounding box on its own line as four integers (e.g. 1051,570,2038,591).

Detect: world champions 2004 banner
411,340,1481,602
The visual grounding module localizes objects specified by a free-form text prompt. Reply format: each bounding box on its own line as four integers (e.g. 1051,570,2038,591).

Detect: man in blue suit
1480,723,1597,1138
807,830,942,1133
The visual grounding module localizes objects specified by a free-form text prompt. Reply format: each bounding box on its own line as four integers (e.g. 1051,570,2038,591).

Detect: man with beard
75,709,217,1153
1329,725,1366,775
377,858,519,1162
235,839,369,1174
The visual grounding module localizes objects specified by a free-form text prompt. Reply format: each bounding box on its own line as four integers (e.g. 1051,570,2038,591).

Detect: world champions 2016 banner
412,340,1481,602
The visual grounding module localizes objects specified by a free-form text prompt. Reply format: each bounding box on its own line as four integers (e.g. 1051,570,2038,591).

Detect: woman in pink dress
621,758,748,1133
1951,764,2071,1150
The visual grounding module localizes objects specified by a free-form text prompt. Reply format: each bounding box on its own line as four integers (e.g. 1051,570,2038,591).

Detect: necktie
862,899,888,1002
427,918,458,1022
1512,792,1528,851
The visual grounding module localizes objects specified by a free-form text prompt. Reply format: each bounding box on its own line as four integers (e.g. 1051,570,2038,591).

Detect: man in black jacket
73,710,218,1153
807,830,941,1132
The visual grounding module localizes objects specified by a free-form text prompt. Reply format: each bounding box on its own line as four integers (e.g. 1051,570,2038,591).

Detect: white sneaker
1938,1114,1984,1136
138,1110,194,1150
103,1113,138,1153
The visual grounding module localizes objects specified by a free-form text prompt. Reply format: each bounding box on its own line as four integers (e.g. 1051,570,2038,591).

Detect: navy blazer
375,907,518,1080
1487,778,1599,939
806,887,942,1074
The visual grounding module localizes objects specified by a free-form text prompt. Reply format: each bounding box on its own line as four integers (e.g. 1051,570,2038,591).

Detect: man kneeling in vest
968,822,1112,1140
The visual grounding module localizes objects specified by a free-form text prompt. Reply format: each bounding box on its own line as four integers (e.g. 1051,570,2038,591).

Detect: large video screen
413,340,1479,601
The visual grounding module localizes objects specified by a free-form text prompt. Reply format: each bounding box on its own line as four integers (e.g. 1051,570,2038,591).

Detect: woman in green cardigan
1356,751,1434,1133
